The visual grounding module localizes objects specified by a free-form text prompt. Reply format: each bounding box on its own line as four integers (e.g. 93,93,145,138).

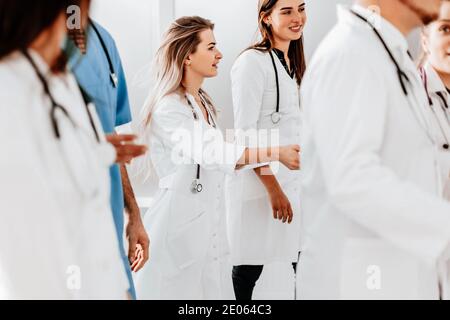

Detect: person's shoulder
0,53,28,100
236,48,270,64
232,48,270,75
157,92,183,107
153,93,190,116
90,20,115,43
311,21,385,69
89,20,121,56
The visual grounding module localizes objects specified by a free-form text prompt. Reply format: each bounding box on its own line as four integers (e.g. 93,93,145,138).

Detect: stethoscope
269,51,282,124
351,10,437,146
23,50,100,142
89,19,119,88
185,92,218,194
23,50,104,200
420,67,450,150
351,10,411,96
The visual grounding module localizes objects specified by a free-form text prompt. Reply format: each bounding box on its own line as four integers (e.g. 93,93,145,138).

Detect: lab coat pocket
166,194,208,272
340,238,421,300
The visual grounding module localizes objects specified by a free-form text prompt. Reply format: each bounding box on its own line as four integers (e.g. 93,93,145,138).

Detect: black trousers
232,254,300,301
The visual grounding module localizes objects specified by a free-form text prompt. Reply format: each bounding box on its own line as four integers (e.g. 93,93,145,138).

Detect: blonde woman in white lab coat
134,16,300,300
420,0,450,200
227,0,306,300
0,0,136,299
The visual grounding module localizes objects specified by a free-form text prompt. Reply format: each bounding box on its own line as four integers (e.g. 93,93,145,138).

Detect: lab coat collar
26,49,52,79
185,92,219,128
423,62,448,98
338,4,410,58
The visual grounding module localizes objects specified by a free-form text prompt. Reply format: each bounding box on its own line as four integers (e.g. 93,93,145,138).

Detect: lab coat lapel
424,63,450,145
402,57,436,139
272,53,298,89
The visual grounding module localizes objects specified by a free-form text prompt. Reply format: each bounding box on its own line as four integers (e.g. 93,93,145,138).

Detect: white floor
252,262,296,300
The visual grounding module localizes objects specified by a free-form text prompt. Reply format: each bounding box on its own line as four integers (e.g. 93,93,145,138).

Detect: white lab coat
226,49,302,265
134,93,246,300
421,62,450,200
0,50,128,299
296,5,450,300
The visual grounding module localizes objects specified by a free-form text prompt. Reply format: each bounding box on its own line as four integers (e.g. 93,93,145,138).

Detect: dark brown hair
0,0,83,60
248,0,306,86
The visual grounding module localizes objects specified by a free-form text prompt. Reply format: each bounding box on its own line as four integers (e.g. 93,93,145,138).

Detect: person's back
297,1,450,300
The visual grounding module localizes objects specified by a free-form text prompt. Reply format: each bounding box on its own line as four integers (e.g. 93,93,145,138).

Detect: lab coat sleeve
231,50,266,133
230,50,271,171
152,98,246,175
304,52,450,266
0,104,70,298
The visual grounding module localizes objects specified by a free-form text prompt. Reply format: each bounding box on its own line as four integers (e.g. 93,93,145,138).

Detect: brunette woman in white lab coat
227,0,307,300
134,16,300,300
0,0,146,299
420,0,450,200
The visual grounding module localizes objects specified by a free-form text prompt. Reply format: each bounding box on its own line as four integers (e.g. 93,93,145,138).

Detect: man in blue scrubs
67,20,149,299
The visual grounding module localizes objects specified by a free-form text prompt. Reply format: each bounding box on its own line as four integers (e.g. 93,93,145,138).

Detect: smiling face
186,28,222,78
263,0,307,44
423,1,450,74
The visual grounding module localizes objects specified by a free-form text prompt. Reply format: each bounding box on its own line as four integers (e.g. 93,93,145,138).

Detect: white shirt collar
338,4,410,58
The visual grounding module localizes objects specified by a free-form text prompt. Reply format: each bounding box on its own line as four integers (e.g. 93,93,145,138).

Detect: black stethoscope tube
269,51,281,124
351,10,411,96
89,19,118,88
23,50,100,142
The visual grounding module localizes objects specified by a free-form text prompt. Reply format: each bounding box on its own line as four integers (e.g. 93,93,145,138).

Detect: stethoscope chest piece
191,179,203,194
271,111,281,124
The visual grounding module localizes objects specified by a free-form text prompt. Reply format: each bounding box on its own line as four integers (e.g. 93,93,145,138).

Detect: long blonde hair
136,16,216,181
141,16,216,126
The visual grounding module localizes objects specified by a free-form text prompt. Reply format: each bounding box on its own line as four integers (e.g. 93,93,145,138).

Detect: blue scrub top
69,21,135,299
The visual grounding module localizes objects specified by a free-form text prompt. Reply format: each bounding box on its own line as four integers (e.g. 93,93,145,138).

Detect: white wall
90,0,158,119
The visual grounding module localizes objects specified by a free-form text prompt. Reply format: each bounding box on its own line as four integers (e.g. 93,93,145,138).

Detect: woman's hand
269,186,293,224
279,145,301,170
106,134,148,164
